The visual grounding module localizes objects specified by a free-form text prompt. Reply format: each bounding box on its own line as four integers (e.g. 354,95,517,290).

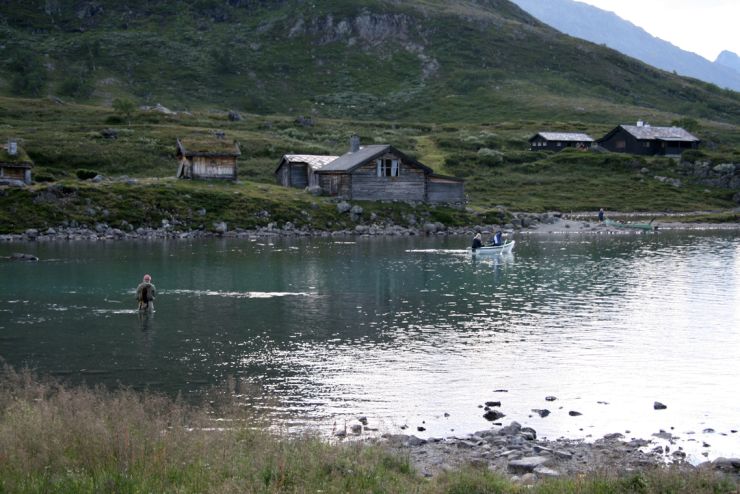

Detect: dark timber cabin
0,139,32,185
277,136,465,204
597,122,700,156
275,154,339,189
176,136,240,180
529,132,594,151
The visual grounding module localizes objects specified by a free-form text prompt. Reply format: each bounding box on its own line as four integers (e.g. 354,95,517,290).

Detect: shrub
76,169,98,180
681,149,707,162
33,174,56,183
104,115,125,125
477,148,504,167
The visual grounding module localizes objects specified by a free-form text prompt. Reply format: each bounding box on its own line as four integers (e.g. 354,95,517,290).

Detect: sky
575,0,739,61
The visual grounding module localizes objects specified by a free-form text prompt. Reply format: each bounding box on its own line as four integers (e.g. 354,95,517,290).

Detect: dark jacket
136,282,156,303
472,238,483,250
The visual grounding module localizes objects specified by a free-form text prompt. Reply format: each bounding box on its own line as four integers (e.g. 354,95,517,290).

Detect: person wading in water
136,274,156,311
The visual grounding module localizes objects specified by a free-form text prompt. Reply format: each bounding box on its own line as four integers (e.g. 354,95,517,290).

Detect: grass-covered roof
177,138,240,157
0,143,33,166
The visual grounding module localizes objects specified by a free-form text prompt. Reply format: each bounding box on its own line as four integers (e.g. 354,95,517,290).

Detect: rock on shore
381,421,738,482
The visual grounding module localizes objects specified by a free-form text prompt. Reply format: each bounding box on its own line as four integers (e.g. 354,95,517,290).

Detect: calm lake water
1,232,739,462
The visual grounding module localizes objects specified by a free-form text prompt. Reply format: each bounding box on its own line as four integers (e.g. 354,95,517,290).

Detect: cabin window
376,158,400,177
556,142,562,147
642,141,650,148
616,140,626,149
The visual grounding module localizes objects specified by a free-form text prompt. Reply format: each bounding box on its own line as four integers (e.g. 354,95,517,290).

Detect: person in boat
598,208,605,222
136,274,156,311
471,233,483,250
489,231,503,246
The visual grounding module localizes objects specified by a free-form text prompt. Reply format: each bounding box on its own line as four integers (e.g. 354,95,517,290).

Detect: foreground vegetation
0,366,737,494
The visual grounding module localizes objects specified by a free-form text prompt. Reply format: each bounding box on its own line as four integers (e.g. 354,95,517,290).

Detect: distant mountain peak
510,0,740,92
716,50,740,75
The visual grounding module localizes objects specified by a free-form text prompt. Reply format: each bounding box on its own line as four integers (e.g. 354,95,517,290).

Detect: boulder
213,221,228,234
653,401,667,410
711,457,740,473
533,466,560,477
483,410,506,421
336,201,352,214
100,128,118,139
228,110,242,121
521,427,537,440
508,456,550,473
532,409,550,418
350,205,364,221
306,185,323,196
499,421,521,436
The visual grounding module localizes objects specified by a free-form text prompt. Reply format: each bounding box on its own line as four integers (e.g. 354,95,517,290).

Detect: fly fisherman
136,274,156,311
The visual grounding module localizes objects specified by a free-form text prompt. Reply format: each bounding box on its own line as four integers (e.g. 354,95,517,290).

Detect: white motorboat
468,240,515,255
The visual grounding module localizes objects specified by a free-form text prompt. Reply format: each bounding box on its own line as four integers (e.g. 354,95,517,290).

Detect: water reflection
0,233,739,462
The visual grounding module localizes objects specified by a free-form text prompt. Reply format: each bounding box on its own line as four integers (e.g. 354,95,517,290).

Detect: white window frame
376,158,400,177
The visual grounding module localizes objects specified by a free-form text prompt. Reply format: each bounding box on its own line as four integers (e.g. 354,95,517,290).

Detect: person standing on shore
598,208,605,222
136,274,156,311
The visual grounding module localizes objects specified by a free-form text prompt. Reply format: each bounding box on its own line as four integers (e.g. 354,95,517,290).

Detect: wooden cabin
0,140,32,185
529,132,594,151
597,122,700,156
275,154,338,189
176,137,240,180
276,136,464,204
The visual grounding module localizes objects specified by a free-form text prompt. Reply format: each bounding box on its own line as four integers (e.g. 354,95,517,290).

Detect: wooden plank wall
290,164,308,188
192,156,237,179
350,154,425,201
427,179,464,203
0,166,25,180
318,173,351,196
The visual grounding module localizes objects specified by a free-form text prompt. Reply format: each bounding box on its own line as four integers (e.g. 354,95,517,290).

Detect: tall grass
0,366,737,493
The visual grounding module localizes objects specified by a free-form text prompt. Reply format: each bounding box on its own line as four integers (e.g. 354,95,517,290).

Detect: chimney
7,139,17,156
636,120,644,127
349,134,360,153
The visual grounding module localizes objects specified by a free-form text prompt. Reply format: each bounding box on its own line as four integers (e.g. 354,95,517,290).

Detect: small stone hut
0,140,33,185
176,137,240,180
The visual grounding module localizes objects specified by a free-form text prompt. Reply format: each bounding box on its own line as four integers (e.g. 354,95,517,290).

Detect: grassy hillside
1,96,738,233
1,0,739,124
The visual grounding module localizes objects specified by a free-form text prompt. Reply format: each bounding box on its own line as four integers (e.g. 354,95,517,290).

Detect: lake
1,231,738,463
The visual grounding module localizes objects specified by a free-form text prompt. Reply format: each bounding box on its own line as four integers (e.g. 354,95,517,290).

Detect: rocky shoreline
2,211,739,243
378,421,740,484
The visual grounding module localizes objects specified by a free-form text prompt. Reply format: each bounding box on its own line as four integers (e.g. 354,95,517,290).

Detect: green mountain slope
1,0,739,124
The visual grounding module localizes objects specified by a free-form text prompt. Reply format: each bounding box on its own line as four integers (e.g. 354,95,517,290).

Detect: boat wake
165,289,316,299
405,249,469,254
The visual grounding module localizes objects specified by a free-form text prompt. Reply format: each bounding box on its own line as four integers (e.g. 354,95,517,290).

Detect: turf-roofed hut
176,136,241,180
0,140,33,185
306,135,464,204
597,122,700,156
529,132,594,151
275,154,339,189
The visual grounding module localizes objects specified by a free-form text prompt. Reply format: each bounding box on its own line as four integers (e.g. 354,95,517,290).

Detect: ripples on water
0,233,738,463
